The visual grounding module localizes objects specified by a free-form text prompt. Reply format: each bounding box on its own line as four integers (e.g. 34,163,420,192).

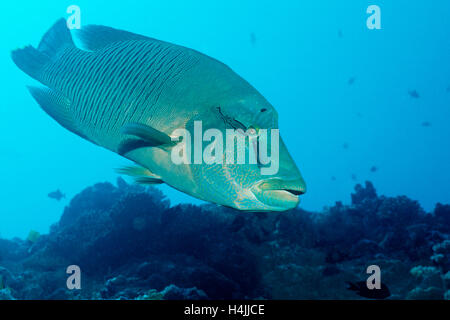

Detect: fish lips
250,178,306,211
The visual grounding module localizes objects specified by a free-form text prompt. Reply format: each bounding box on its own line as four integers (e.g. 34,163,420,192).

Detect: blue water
0,0,449,238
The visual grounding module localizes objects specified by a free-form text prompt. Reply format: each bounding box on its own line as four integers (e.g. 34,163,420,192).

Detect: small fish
343,143,349,150
48,189,65,201
421,121,431,127
331,176,336,181
408,90,420,99
351,174,357,181
348,77,356,85
338,29,343,38
370,166,378,173
346,281,391,299
446,86,450,93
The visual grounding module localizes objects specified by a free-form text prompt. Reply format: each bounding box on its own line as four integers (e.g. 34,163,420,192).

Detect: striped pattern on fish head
171,97,307,212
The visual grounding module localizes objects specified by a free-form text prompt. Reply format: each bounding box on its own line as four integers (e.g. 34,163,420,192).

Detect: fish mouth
282,189,304,196
251,178,306,211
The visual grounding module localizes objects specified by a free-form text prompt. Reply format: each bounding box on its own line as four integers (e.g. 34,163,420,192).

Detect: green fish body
12,19,306,211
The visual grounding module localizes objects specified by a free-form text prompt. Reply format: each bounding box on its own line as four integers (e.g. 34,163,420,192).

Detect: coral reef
0,179,448,299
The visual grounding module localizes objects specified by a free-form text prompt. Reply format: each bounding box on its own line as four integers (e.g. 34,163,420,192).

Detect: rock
0,288,15,300
321,265,341,277
136,289,164,300
431,254,445,265
162,284,208,300
434,203,450,226
0,267,22,291
0,179,448,300
46,288,70,300
406,287,444,300
0,238,28,262
101,275,129,298
350,239,380,258
351,181,377,205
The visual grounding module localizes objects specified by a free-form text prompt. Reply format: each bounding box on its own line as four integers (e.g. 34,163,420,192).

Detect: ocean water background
0,0,449,238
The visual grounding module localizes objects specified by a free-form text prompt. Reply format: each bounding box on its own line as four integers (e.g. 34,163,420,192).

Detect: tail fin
11,46,50,81
11,18,75,81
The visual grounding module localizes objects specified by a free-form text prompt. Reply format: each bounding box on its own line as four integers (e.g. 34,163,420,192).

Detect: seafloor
0,179,448,300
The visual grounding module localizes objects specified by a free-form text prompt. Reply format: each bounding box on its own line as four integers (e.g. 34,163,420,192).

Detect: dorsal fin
76,24,160,51
75,23,229,70
38,18,75,58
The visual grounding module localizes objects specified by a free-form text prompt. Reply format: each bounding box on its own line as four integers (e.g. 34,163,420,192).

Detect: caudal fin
11,46,49,81
11,18,75,81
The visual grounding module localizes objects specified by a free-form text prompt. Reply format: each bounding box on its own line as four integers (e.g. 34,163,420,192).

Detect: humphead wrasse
12,19,306,211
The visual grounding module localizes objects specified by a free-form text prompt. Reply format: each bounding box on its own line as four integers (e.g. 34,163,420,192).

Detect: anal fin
27,86,87,140
116,165,163,185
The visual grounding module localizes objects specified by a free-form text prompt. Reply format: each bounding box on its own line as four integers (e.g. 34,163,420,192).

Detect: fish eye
247,125,259,136
260,108,267,113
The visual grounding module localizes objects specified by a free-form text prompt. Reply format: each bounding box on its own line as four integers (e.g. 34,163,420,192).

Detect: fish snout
251,177,306,211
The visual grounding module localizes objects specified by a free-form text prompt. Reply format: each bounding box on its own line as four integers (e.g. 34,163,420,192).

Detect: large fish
12,19,306,211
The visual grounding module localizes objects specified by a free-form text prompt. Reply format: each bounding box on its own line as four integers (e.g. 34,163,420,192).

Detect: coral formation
0,179,448,299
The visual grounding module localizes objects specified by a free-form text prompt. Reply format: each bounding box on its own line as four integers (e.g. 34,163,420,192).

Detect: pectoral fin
118,123,177,155
122,123,173,145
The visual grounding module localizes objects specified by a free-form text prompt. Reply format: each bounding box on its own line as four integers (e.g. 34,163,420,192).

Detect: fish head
181,97,306,211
